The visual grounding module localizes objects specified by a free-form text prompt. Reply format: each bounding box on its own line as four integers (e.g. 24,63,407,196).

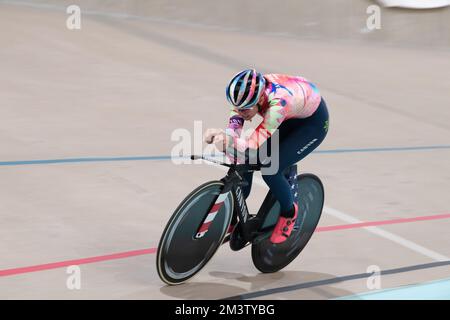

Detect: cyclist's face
236,105,258,120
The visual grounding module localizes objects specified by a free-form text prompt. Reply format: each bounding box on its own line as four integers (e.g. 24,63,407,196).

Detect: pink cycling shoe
270,203,298,244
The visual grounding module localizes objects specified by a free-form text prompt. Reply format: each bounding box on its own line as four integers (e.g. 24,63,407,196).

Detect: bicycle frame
191,155,282,243
226,166,278,244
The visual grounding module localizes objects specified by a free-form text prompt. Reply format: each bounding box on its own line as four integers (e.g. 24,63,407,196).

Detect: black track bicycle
156,155,324,285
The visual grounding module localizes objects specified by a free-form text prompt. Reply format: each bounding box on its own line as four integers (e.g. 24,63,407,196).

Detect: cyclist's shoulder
265,74,321,100
264,73,309,82
263,73,303,100
264,73,317,86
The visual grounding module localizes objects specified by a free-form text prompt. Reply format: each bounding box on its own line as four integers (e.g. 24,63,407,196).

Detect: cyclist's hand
204,128,224,144
213,134,227,152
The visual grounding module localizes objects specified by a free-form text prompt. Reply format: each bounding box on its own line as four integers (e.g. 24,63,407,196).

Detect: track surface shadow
159,271,353,300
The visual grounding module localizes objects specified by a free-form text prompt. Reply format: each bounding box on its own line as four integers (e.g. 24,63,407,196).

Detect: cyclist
204,69,329,244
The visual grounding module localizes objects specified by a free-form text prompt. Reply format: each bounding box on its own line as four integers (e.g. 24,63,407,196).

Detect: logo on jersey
297,138,318,155
229,116,244,129
324,120,329,133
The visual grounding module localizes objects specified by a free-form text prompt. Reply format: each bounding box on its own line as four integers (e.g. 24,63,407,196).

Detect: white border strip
377,0,450,9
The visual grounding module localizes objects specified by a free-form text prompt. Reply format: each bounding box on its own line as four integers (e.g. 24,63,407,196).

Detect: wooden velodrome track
1,1,449,299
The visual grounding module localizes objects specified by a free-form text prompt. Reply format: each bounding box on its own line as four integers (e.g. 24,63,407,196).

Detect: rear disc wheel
251,174,324,273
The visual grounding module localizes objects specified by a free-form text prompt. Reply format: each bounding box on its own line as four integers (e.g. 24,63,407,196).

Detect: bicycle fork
194,169,249,240
194,190,230,239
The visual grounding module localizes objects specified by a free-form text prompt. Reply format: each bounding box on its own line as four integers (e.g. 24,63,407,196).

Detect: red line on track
1,213,449,277
0,248,156,277
315,213,450,232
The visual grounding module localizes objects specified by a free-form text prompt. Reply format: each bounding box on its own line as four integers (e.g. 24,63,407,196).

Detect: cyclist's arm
225,109,244,138
224,108,244,157
225,99,287,161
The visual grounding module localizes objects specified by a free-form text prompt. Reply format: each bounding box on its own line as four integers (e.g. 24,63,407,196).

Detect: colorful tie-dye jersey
225,74,322,156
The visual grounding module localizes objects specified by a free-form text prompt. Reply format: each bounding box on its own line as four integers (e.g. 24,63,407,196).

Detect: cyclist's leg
261,98,329,217
241,117,294,200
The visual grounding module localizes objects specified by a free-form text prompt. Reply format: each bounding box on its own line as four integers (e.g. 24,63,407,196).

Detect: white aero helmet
226,69,266,109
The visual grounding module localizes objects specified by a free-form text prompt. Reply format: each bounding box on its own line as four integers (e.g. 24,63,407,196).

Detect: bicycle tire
157,181,234,285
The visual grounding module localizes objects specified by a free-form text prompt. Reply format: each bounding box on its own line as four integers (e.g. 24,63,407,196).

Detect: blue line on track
0,156,176,166
1,145,449,167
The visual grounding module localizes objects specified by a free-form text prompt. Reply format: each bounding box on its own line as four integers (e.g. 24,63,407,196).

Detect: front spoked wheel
157,181,234,285
251,174,324,273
